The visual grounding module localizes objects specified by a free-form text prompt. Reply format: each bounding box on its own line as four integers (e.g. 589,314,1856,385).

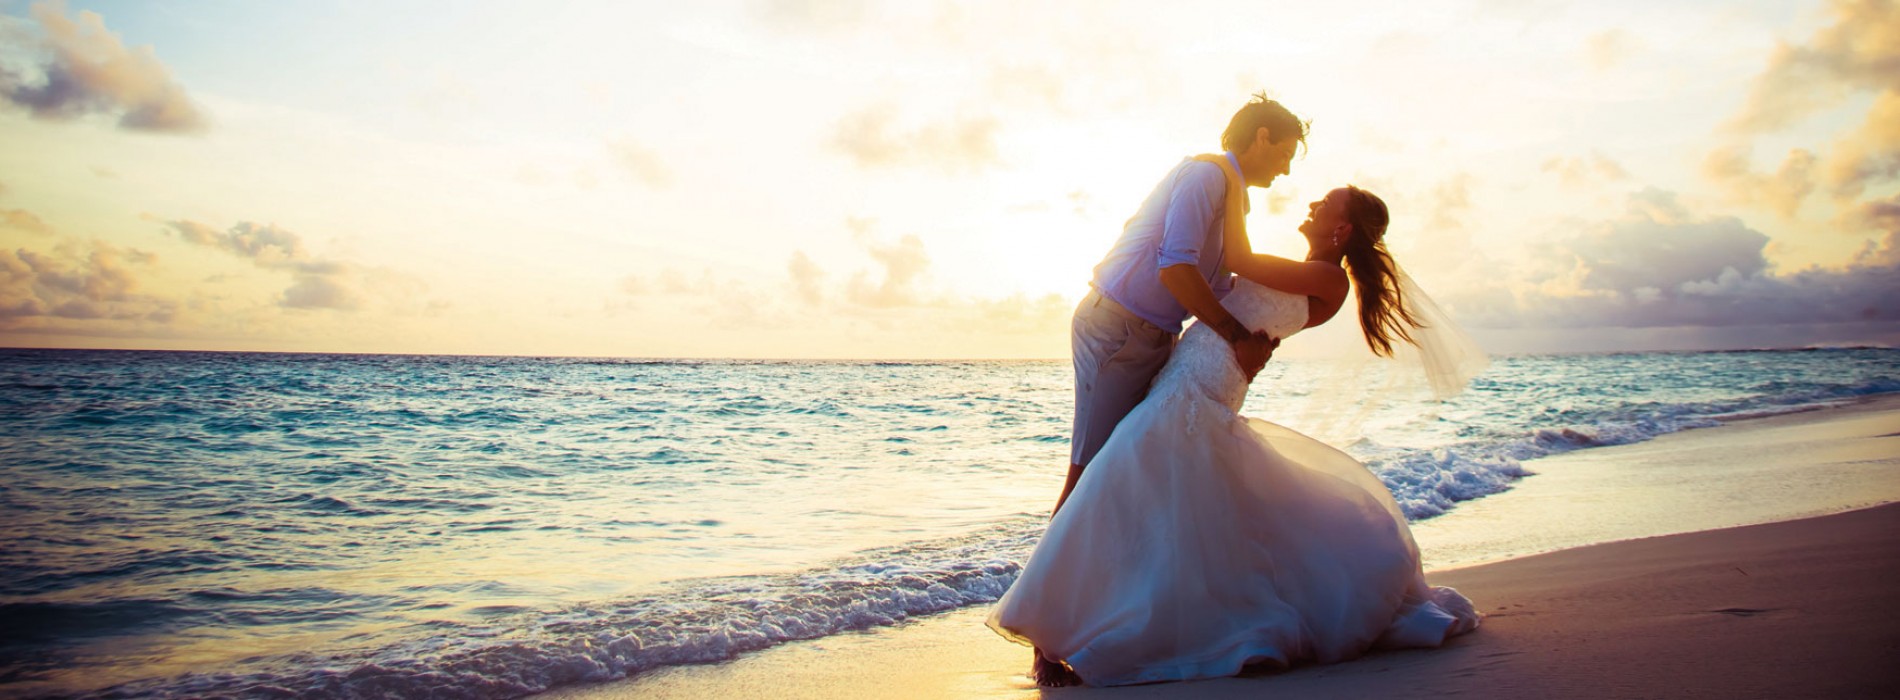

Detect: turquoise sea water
2,347,1896,698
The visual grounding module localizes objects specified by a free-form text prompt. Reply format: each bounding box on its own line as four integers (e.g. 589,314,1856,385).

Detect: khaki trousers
1069,288,1175,466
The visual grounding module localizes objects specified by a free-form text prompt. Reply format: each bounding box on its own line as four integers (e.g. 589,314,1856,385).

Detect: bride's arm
1303,286,1344,328
1193,155,1349,304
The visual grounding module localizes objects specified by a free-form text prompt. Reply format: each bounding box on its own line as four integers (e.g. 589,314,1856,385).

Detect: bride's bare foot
1031,648,1082,687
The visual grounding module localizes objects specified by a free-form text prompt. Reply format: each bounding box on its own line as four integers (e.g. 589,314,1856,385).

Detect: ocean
3,347,1896,698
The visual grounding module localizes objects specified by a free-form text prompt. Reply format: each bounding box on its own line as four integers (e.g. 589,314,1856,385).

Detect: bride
988,156,1483,687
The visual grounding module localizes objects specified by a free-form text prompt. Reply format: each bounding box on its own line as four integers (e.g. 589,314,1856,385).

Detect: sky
0,0,1895,359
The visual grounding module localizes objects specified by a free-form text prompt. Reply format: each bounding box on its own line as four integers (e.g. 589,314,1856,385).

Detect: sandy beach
541,394,1900,700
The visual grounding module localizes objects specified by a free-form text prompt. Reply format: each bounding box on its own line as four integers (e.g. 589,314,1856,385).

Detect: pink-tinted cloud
0,1,206,133
1461,189,1899,330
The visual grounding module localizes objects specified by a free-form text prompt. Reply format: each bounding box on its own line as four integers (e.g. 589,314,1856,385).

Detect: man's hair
1220,92,1308,154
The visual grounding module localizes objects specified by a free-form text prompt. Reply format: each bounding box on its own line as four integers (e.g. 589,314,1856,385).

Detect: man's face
1248,134,1298,187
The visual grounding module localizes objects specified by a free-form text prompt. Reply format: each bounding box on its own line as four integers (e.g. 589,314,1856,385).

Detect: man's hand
1230,331,1277,382
1159,264,1278,381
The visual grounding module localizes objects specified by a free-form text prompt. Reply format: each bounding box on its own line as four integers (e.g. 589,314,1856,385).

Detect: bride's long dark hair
1340,186,1422,357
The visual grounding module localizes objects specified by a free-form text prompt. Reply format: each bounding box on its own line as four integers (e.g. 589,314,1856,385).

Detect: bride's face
1297,189,1353,247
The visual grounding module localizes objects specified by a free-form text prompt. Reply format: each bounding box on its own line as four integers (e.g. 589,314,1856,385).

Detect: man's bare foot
1031,648,1083,687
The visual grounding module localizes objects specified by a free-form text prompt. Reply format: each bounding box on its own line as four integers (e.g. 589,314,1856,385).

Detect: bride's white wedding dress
988,279,1480,686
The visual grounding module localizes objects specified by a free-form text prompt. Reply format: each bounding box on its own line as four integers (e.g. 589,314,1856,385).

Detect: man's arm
1156,161,1252,343
1160,263,1274,379
1195,154,1350,301
1159,263,1251,344
1154,162,1274,379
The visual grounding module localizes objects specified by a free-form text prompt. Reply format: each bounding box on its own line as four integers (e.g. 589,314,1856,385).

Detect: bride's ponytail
1339,186,1422,357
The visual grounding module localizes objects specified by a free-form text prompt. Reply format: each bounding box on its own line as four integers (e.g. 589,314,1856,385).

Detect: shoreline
1410,391,1900,573
539,392,1900,699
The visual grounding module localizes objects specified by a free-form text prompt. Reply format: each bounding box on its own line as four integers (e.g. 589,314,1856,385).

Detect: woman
989,156,1482,687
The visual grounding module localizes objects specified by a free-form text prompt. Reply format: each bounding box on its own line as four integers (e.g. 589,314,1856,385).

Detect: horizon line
2,344,1891,363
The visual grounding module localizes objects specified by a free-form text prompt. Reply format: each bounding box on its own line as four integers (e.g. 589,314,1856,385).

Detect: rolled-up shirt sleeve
1155,161,1225,270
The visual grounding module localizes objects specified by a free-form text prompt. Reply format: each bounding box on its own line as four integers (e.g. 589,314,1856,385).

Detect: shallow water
2,347,1895,698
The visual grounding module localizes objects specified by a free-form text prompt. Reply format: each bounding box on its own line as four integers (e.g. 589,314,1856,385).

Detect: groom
1057,94,1307,514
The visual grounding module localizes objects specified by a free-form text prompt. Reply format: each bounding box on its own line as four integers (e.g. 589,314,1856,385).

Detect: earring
1330,233,1339,247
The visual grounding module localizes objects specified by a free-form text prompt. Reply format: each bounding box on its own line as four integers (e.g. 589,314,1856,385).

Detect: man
1057,93,1307,515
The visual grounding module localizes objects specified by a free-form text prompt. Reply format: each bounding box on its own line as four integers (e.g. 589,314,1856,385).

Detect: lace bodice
1152,279,1310,411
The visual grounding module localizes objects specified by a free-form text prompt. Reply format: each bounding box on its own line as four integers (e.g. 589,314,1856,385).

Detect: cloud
847,233,930,307
1393,174,1486,279
1356,126,1406,154
1702,146,1817,218
0,239,176,326
281,274,361,310
167,220,308,267
1856,193,1900,265
1264,188,1301,216
1729,0,1897,134
1859,191,1900,233
607,138,674,188
1583,28,1641,71
1462,189,1899,329
787,250,825,304
1819,90,1900,202
987,63,1066,112
162,219,368,310
955,292,1071,335
779,217,936,310
751,0,869,33
829,105,1001,172
1541,152,1629,188
1003,199,1049,215
601,276,648,316
1563,190,1768,293
0,1,206,133
3,209,54,236
658,267,717,295
1426,172,1475,233
1713,0,1899,212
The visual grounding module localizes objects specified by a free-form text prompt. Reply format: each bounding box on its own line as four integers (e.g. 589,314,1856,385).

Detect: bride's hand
1232,331,1277,382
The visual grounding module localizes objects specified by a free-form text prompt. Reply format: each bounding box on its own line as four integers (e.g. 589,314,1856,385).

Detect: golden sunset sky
1,0,1895,359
